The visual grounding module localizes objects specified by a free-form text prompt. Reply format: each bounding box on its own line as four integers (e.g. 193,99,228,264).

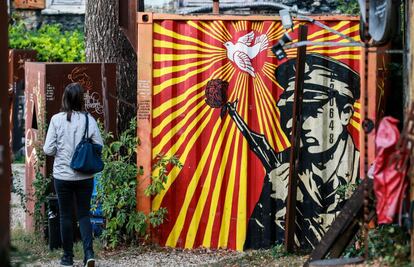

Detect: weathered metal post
285,24,308,253
213,0,219,14
0,0,11,265
409,0,414,263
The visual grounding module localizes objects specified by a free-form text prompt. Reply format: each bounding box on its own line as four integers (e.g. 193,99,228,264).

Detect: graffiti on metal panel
25,73,43,165
68,67,93,91
84,90,104,115
151,19,361,250
68,67,104,114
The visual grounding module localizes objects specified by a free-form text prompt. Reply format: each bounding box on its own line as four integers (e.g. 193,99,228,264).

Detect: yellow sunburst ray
350,118,360,130
254,75,278,150
209,21,232,44
199,21,228,43
184,116,236,248
265,21,277,35
152,104,210,158
154,40,224,53
268,22,301,42
154,56,227,95
152,108,214,211
267,25,285,42
154,53,223,62
215,21,233,41
252,77,266,137
254,22,264,33
256,73,282,140
262,62,278,85
187,21,228,44
164,85,242,247
217,73,248,248
152,100,206,156
256,73,293,148
232,21,239,32
242,20,248,31
153,62,231,125
202,72,245,248
236,74,249,251
154,54,225,78
328,54,361,60
310,25,360,43
152,63,230,142
155,23,225,51
306,21,350,39
185,80,245,248
275,108,291,147
222,66,236,82
152,74,240,211
252,21,263,33
306,46,361,54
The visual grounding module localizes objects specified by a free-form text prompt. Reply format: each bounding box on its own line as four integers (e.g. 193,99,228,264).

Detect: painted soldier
224,53,360,249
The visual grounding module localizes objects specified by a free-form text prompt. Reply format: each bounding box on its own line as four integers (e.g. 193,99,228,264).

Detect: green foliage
11,170,30,215
344,225,410,266
271,244,290,259
31,108,51,231
145,153,183,196
336,180,360,201
9,22,85,62
368,225,410,266
96,118,183,248
336,0,360,15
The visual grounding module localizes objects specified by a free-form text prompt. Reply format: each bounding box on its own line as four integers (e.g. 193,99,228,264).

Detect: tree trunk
85,0,137,134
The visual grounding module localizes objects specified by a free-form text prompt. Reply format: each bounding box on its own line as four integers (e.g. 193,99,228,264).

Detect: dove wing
234,51,255,77
237,31,254,46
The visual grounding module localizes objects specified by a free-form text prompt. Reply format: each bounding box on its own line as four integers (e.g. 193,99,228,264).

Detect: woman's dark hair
61,82,84,121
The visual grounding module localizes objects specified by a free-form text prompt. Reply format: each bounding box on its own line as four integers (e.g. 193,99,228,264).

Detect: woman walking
43,82,103,267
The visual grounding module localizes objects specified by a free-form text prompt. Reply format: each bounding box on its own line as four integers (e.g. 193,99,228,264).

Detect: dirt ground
10,163,308,266
17,247,308,267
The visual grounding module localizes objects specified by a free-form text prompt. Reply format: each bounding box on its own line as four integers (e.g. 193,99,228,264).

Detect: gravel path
11,163,26,230
10,163,306,266
25,247,246,267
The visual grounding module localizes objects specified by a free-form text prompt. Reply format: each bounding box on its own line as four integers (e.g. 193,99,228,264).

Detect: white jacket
43,111,104,181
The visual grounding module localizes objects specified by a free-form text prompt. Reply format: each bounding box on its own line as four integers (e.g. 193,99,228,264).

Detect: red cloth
374,116,408,224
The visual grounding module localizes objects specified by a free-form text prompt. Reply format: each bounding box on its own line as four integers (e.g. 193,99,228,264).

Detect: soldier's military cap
275,53,360,104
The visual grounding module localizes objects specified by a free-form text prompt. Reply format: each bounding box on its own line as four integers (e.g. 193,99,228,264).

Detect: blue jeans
54,178,94,257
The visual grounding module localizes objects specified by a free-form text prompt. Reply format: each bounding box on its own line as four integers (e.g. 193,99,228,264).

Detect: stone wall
12,9,84,31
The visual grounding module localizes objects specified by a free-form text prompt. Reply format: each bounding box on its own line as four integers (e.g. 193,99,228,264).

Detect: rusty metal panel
8,49,37,156
24,62,117,231
14,0,45,9
119,0,137,52
0,0,11,264
359,45,392,178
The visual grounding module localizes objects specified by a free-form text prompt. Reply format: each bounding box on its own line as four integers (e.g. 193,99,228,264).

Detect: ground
10,163,307,266
8,164,392,266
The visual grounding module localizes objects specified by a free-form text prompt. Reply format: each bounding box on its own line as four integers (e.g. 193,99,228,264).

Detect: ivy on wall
336,0,360,15
9,22,85,62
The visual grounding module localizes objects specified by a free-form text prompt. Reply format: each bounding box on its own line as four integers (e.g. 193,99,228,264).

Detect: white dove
224,31,269,77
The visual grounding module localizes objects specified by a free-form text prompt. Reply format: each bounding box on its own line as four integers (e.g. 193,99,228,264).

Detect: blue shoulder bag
70,113,104,174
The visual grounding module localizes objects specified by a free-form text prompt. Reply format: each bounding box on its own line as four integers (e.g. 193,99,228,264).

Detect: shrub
9,22,85,62
95,118,182,248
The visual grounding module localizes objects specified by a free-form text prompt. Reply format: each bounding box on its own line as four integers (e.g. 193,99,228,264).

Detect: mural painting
148,18,361,250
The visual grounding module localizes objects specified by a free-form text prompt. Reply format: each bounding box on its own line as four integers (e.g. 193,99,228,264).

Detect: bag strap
83,112,89,139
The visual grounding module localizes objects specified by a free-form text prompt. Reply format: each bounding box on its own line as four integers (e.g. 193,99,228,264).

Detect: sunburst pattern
150,19,361,251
